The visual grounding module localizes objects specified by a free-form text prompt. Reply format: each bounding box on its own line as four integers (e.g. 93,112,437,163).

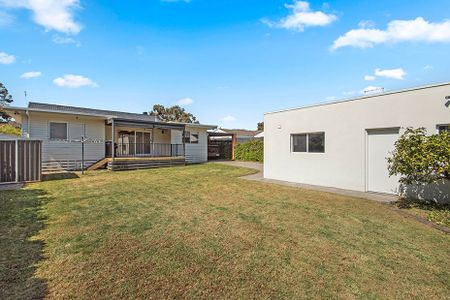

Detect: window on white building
291,132,325,153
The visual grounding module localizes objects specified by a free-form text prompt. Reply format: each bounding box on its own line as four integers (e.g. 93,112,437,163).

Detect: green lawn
1,164,450,299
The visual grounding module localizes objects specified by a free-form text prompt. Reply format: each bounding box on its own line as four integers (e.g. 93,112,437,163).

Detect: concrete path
214,161,397,203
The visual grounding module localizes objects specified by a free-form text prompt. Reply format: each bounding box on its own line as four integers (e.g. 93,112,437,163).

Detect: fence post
15,140,19,183
81,137,85,174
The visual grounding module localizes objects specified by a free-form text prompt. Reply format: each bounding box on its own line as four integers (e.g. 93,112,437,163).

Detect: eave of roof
265,81,450,115
169,122,217,129
4,105,217,128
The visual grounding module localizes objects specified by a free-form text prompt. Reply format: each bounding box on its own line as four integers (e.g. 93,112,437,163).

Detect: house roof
27,102,160,122
254,131,264,138
222,129,261,136
5,101,217,129
265,81,450,115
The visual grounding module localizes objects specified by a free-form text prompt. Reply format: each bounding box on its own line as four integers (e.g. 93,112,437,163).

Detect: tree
150,105,199,123
0,82,14,120
387,127,450,185
0,124,21,136
257,122,264,131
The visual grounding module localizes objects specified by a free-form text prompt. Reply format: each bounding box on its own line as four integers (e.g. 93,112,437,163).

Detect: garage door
367,128,400,194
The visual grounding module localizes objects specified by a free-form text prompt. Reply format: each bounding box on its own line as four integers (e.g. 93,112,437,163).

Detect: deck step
87,158,110,171
107,158,185,171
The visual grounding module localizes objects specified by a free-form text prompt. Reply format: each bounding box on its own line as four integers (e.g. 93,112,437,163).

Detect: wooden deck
107,156,186,171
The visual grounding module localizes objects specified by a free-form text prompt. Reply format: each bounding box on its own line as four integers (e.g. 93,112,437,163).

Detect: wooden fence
0,140,42,183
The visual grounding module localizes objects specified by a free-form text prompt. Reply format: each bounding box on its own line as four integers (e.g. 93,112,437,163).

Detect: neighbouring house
223,129,262,144
5,102,216,172
206,128,262,160
254,131,264,139
264,82,450,203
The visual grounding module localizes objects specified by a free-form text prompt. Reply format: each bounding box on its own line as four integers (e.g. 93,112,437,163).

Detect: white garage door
367,128,400,194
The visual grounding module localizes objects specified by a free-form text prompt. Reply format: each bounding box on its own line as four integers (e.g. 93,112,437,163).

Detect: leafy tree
257,122,264,131
150,105,199,123
0,82,14,120
387,127,450,185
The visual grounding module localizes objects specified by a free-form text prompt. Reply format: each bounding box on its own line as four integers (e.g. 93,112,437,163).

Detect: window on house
49,122,68,140
437,124,450,133
191,132,199,144
184,131,199,144
291,132,325,153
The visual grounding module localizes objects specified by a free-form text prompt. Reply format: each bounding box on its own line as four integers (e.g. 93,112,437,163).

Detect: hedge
234,140,263,162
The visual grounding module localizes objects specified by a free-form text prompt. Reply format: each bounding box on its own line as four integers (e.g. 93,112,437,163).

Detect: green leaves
0,82,14,120
387,128,450,184
235,140,264,162
150,104,199,123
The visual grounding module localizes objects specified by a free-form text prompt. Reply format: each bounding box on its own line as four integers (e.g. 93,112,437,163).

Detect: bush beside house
0,123,21,136
235,140,263,162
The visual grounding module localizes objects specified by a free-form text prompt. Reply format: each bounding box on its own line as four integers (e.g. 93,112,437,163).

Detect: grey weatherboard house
5,102,216,172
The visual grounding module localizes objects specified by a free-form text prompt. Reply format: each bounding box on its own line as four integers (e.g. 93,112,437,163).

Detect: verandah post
111,119,115,162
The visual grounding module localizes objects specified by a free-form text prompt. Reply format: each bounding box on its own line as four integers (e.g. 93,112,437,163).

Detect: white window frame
291,132,325,153
184,131,199,144
49,122,69,140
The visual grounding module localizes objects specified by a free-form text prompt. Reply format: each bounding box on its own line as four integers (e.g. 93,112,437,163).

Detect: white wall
264,83,450,202
27,112,106,171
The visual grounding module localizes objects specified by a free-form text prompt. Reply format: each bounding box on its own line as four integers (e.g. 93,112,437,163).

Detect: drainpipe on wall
26,109,30,138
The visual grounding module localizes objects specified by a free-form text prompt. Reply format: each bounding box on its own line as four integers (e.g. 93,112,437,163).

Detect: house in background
5,102,216,172
207,128,262,160
264,82,450,203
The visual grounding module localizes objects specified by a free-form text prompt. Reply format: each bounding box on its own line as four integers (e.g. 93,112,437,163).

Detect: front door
367,128,400,194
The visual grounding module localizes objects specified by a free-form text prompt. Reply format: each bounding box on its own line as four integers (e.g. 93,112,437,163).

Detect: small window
292,134,307,152
190,132,199,144
49,122,68,140
437,124,450,133
291,132,325,153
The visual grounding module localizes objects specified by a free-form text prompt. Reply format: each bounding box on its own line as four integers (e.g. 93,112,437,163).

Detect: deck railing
106,142,184,158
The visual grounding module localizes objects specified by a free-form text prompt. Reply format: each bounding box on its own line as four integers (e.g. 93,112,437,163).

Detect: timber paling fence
0,139,42,183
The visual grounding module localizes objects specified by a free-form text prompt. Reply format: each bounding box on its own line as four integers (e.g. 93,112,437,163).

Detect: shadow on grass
0,189,49,299
42,172,79,181
395,197,450,211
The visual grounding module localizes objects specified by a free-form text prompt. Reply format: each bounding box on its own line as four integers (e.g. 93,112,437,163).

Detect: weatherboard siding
171,127,208,163
186,127,208,163
28,112,105,171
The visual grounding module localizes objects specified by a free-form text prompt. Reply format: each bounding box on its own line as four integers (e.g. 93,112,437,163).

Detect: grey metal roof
28,102,160,122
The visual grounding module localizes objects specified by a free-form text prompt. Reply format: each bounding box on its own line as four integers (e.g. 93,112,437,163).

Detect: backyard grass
1,163,450,299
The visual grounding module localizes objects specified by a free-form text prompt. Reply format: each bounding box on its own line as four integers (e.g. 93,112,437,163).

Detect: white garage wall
264,83,450,202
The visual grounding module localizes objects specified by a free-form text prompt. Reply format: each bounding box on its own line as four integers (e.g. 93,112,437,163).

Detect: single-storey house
264,82,450,203
5,102,216,172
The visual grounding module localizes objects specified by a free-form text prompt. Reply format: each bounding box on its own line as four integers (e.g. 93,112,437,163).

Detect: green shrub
235,140,263,162
0,124,21,136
